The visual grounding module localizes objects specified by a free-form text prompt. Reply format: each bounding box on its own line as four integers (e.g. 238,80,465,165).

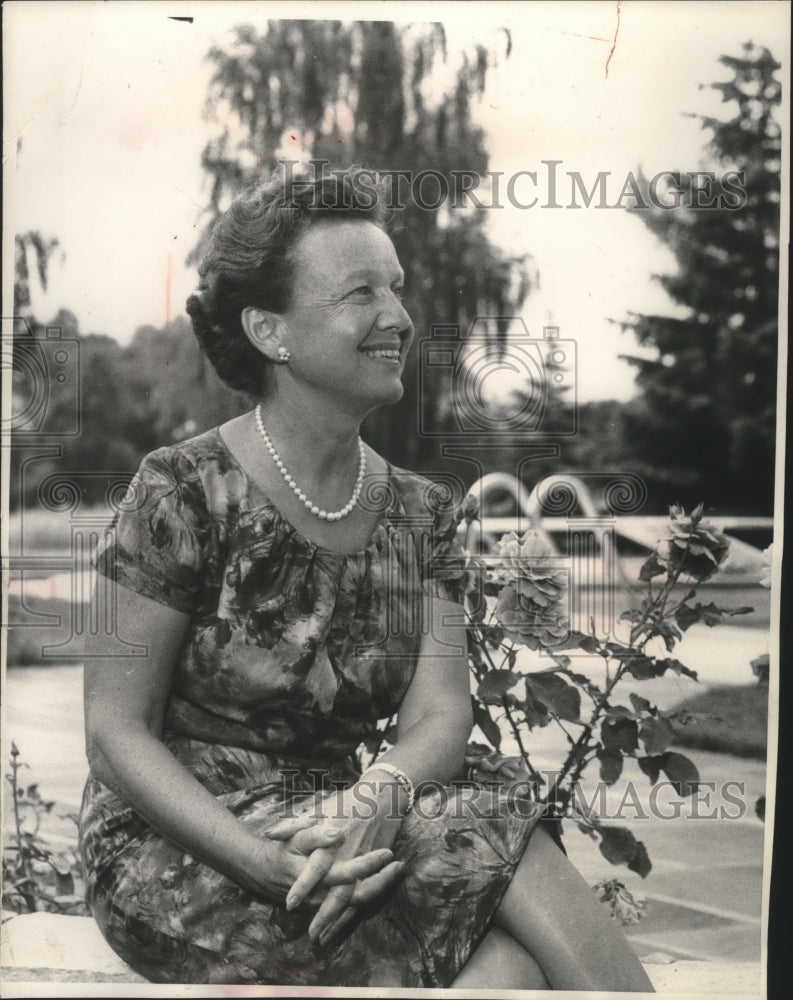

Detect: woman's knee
451,927,550,989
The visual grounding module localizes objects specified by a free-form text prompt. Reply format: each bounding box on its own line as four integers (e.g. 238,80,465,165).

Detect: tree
618,43,781,514
13,231,63,316
193,19,532,473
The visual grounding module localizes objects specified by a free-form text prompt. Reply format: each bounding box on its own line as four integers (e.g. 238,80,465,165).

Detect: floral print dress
78,428,546,986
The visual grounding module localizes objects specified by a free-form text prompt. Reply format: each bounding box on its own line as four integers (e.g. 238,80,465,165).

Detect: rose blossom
655,504,731,582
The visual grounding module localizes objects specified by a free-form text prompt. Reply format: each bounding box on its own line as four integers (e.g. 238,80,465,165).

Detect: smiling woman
78,167,653,990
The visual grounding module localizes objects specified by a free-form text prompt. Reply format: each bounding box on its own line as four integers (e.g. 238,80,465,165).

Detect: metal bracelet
360,762,415,814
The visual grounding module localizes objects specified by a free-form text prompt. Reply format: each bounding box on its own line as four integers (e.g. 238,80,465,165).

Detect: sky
3,0,790,402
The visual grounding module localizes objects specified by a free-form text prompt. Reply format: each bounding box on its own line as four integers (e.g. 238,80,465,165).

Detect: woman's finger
322,847,394,886
285,847,335,911
265,812,323,841
291,823,345,854
315,863,407,947
308,883,355,942
348,860,406,906
317,905,359,948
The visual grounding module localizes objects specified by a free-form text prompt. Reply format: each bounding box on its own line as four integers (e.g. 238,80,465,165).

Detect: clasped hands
260,783,406,947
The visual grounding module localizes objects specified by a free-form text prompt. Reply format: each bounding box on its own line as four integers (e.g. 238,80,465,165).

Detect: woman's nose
377,291,412,332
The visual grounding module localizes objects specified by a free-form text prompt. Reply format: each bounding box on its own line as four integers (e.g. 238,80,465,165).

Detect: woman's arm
371,593,473,787
289,595,473,940
84,581,394,903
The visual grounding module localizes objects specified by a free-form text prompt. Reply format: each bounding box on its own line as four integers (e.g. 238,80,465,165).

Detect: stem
501,698,543,783
546,660,628,802
630,537,695,646
7,750,37,913
553,717,577,744
467,614,544,783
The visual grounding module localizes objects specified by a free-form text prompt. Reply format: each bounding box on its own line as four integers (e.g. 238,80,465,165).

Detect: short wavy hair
186,167,390,395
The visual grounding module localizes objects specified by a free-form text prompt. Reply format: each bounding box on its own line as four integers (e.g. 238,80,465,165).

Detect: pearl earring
276,347,291,364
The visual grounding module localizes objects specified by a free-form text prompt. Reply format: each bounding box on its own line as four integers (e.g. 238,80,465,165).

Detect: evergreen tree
192,19,532,472
618,43,781,514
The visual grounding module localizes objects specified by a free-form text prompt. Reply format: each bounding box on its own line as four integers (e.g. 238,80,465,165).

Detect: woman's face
275,219,414,412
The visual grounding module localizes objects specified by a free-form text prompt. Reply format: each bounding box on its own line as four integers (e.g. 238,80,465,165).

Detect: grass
671,683,768,759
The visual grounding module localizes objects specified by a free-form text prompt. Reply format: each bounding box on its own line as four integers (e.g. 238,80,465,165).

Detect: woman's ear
240,307,286,362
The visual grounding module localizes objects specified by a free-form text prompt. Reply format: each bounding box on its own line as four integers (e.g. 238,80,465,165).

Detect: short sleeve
92,448,208,613
417,497,468,607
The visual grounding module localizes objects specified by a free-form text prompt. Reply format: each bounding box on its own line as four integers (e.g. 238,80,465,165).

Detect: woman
79,168,654,991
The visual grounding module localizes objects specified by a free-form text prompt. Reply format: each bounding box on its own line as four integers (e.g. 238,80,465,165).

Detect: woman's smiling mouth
360,346,402,362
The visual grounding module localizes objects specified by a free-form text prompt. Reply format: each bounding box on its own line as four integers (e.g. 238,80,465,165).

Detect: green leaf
598,825,652,877
751,653,769,684
639,553,667,581
484,625,505,647
471,698,501,749
525,672,581,722
606,704,635,719
659,751,700,795
623,655,660,680
639,717,676,755
556,631,600,654
601,717,639,754
638,756,662,783
477,670,521,705
674,603,700,631
569,670,601,694
522,687,552,729
655,621,682,651
629,693,654,715
657,657,698,681
53,867,76,896
597,748,624,786
675,602,725,630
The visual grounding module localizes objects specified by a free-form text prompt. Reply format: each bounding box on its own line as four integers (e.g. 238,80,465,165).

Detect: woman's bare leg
494,825,655,993
451,927,550,989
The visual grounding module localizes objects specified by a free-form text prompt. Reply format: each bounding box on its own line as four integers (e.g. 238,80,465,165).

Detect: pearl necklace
254,405,366,521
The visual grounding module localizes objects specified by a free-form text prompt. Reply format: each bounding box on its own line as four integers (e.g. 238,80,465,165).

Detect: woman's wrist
358,763,414,816
225,831,285,901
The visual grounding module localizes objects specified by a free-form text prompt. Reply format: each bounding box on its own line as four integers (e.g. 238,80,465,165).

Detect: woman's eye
392,287,405,300
348,286,371,298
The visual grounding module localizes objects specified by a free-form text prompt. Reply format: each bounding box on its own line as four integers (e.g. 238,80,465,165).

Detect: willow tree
193,19,531,472
14,231,62,317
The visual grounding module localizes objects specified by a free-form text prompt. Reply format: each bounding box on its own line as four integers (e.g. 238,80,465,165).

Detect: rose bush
369,500,756,920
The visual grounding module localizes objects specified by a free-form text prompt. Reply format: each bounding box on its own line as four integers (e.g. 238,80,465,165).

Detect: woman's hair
186,167,390,395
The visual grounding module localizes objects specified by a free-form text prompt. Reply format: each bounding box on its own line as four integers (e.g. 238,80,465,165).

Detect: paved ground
562,749,767,968
3,661,769,991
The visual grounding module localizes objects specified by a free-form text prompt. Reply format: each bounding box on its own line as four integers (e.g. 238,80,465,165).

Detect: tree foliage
8,309,245,510
13,232,63,316
194,19,532,471
617,43,781,513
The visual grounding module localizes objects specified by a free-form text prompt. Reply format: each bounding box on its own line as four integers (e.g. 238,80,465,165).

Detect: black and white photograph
2,1,788,995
